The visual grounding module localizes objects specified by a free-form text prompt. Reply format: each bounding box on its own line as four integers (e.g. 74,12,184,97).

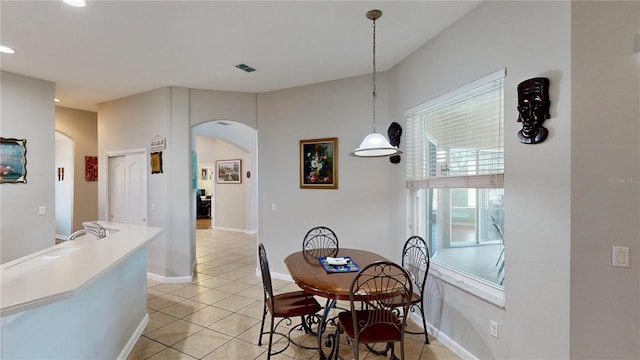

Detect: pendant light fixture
351,9,402,157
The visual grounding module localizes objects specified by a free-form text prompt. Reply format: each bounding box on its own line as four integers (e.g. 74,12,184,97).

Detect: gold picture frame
300,137,338,189
150,151,163,174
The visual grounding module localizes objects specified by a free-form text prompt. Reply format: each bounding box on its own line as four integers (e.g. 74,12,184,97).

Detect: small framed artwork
300,137,338,189
85,156,98,181
200,166,212,180
0,137,27,184
150,151,163,174
217,159,242,184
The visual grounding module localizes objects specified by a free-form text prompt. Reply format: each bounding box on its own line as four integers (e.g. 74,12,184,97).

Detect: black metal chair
335,261,413,360
492,216,505,285
401,235,431,344
302,226,339,258
258,243,322,359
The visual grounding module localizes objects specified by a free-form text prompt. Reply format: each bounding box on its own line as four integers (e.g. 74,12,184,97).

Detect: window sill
429,261,505,308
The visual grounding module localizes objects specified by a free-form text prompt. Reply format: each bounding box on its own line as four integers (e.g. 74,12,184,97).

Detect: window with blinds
406,69,505,189
405,69,506,289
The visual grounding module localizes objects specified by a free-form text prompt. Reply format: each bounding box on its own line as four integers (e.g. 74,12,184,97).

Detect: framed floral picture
85,156,98,181
300,137,338,189
0,137,27,184
217,159,241,184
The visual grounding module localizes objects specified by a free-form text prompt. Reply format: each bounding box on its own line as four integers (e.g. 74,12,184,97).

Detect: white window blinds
406,69,505,189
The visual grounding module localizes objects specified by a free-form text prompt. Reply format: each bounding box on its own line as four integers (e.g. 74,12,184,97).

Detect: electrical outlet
490,320,499,338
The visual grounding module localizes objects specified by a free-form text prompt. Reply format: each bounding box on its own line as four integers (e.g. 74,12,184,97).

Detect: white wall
570,1,640,358
390,2,572,358
0,71,56,264
257,72,397,273
212,139,248,231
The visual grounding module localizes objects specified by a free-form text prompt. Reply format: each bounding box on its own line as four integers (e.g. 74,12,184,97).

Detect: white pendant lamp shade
353,132,401,157
351,9,401,158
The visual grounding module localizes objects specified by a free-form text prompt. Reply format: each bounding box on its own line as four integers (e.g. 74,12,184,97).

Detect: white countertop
0,222,163,317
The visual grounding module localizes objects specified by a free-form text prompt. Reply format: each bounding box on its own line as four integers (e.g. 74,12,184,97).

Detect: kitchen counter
1,221,162,317
1,221,163,360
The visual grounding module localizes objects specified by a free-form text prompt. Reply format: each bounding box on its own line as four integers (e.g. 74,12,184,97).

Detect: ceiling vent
235,63,256,73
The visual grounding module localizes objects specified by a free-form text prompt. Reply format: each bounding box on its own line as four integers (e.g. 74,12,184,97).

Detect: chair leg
267,313,275,360
418,304,430,344
333,325,341,360
258,303,267,346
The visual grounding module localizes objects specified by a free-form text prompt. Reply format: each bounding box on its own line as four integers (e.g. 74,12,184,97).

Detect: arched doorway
191,120,257,233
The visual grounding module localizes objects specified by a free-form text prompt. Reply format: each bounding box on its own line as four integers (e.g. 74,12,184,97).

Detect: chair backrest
401,236,430,296
348,261,413,340
258,243,275,311
302,226,339,257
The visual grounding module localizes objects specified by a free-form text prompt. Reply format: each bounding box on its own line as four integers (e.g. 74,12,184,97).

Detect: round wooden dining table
284,248,389,359
285,248,389,300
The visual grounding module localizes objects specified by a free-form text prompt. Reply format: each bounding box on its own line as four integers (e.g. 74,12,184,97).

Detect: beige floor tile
208,312,260,337
172,328,232,359
235,300,265,320
147,293,187,311
235,322,265,344
146,347,198,360
154,283,191,293
189,288,233,305
201,338,266,360
210,294,257,312
158,299,208,318
196,276,233,289
169,284,211,299
214,280,253,294
126,336,167,360
182,305,233,327
144,312,180,335
145,319,204,346
235,284,264,301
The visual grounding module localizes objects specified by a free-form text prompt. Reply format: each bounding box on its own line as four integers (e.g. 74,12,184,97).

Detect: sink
4,247,81,272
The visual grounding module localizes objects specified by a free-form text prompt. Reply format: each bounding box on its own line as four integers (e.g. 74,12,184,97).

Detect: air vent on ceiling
235,63,256,73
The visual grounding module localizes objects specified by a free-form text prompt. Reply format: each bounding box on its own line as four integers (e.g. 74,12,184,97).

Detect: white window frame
406,68,506,307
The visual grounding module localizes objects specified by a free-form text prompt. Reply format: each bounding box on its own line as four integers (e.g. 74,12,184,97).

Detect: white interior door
108,152,147,225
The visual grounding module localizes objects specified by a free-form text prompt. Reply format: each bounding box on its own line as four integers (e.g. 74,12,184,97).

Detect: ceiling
0,1,481,112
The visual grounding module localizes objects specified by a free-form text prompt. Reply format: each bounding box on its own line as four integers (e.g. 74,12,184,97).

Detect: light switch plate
612,246,630,268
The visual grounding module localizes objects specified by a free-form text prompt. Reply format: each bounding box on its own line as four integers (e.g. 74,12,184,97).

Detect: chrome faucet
89,222,107,238
66,228,101,241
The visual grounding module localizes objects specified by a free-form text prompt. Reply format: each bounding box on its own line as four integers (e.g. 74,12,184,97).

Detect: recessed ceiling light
0,45,15,54
54,98,61,103
63,0,86,7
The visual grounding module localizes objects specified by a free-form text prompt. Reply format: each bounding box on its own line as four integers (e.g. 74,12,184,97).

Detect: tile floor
127,229,462,360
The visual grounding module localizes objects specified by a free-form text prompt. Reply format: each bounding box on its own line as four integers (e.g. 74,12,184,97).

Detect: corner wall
570,1,640,357
0,71,56,264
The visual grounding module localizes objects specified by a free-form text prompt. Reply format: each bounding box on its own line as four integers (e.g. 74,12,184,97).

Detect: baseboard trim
212,226,256,234
147,272,193,283
117,313,149,360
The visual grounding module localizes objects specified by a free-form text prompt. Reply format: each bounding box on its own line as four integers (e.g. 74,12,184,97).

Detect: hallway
128,229,461,359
